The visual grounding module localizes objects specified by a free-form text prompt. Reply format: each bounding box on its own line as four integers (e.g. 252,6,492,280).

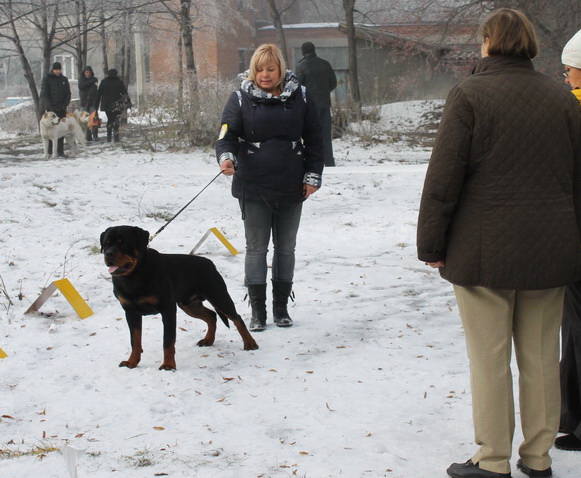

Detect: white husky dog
39,110,89,159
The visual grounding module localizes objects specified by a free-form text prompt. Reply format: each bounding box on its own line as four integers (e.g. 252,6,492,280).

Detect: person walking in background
296,41,337,167
78,66,99,141
39,62,71,157
417,9,581,478
557,28,581,453
216,43,323,332
96,68,131,143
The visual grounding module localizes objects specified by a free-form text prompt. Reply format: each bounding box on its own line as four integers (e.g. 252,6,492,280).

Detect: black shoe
555,433,581,451
516,459,551,477
272,280,293,327
447,460,511,478
247,284,267,332
57,153,68,158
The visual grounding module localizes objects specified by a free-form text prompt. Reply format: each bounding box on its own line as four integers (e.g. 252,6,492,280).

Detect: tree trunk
100,0,109,75
177,34,184,118
75,0,83,80
8,11,40,117
179,0,199,145
180,0,197,88
343,0,361,108
266,0,289,62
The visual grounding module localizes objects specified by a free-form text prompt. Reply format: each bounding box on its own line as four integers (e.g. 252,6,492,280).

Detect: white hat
562,29,581,68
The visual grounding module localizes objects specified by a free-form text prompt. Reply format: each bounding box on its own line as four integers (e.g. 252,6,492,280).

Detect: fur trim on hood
238,70,300,102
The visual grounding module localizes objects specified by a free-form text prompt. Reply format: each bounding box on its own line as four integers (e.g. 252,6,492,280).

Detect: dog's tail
216,310,230,329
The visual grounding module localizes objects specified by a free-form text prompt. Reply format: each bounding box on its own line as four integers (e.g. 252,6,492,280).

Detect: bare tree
342,0,361,106
265,0,298,62
0,1,42,115
414,0,581,74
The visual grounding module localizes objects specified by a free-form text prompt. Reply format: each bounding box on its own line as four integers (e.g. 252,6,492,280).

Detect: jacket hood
107,69,119,78
238,70,300,103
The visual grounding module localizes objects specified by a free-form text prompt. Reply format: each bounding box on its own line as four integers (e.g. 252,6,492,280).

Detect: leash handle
149,170,224,243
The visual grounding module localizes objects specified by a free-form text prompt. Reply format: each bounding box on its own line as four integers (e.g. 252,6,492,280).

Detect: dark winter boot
555,433,581,451
248,284,267,332
272,281,293,327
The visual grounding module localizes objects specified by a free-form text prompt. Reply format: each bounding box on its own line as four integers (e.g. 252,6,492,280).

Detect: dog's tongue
108,265,119,274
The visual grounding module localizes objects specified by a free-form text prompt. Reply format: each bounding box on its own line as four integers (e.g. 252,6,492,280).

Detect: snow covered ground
0,101,578,477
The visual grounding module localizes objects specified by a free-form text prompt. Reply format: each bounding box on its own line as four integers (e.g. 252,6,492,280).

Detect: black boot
272,281,293,327
248,284,267,332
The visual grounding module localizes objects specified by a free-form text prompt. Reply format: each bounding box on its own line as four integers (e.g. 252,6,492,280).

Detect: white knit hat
562,29,581,68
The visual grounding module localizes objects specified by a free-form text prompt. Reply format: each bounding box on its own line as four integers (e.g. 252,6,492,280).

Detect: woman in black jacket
78,66,99,141
216,43,323,332
96,69,131,142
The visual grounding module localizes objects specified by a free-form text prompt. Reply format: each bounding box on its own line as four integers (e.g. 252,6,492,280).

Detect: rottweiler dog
100,225,258,370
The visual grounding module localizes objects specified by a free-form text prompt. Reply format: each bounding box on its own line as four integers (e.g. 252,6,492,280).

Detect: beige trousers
453,285,564,474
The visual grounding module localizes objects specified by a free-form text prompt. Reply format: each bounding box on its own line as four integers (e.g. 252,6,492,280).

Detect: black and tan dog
100,225,258,370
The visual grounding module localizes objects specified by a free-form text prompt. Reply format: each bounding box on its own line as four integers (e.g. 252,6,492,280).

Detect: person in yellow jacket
557,28,581,453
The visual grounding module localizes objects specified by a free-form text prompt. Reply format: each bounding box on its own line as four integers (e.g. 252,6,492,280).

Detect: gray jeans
240,199,303,285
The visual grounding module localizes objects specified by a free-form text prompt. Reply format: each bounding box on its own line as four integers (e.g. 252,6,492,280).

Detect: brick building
143,8,479,104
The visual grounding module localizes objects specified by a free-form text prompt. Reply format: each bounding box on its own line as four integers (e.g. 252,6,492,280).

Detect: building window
53,54,76,80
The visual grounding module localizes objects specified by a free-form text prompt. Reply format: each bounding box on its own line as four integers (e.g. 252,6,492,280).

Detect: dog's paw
244,340,259,351
158,363,176,371
119,360,138,368
196,338,214,347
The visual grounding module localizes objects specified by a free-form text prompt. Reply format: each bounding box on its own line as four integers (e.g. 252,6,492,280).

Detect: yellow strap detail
218,123,228,140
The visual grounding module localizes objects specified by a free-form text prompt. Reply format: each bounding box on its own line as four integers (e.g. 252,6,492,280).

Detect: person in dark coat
557,28,581,453
78,65,99,141
296,42,337,167
39,62,71,157
216,43,323,332
417,9,581,478
95,68,131,142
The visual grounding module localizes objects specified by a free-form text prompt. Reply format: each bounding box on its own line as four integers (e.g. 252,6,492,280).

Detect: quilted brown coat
417,55,581,289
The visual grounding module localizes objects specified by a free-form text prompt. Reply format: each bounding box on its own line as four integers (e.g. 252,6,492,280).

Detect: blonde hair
247,44,286,88
481,8,538,59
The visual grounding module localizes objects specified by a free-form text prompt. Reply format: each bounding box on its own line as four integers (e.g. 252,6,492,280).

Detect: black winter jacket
296,53,337,109
79,75,98,111
96,72,131,112
215,72,324,203
39,72,71,113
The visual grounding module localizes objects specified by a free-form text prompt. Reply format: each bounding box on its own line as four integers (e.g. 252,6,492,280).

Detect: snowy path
0,149,577,478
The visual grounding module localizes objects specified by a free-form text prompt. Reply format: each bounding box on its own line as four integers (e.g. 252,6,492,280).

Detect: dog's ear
133,227,150,253
100,228,111,252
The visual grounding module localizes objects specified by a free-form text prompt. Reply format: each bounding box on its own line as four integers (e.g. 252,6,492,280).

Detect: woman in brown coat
417,9,581,478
